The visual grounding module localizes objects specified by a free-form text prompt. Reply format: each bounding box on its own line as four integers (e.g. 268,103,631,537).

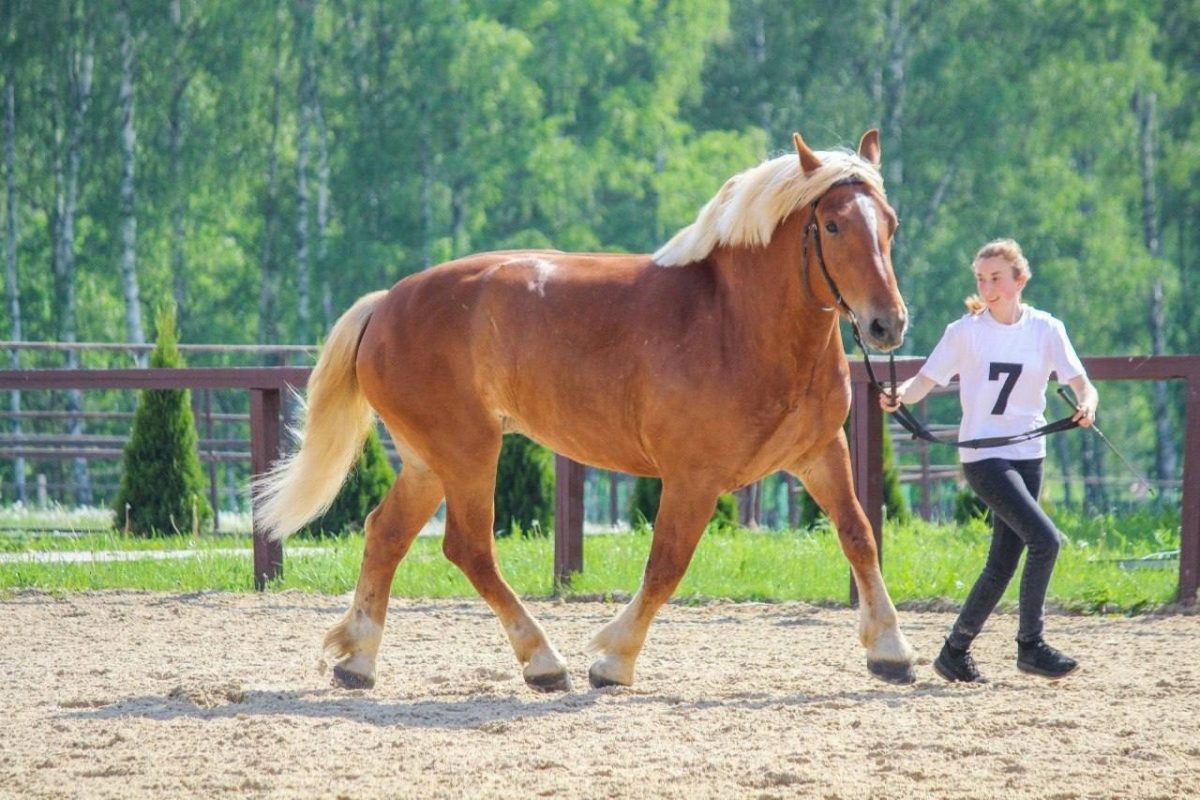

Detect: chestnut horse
258,129,916,691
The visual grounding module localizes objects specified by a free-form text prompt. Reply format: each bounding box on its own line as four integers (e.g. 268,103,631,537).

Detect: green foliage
953,487,989,525
709,493,740,532
2,0,1196,515
882,423,910,523
628,477,740,533
299,427,395,537
629,477,662,529
494,435,553,538
112,305,212,536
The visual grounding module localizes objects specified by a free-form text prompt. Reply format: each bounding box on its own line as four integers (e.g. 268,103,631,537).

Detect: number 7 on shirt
988,362,1023,415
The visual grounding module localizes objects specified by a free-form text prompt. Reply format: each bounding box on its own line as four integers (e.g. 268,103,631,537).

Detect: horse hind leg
440,458,571,693
325,446,444,689
588,482,717,688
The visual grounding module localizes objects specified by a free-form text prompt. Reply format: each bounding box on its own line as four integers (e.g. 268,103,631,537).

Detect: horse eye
824,221,839,234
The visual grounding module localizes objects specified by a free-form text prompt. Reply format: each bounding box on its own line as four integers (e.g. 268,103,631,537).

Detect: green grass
0,506,1182,612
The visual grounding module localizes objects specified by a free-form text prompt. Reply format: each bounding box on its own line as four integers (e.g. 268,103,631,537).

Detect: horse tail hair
255,289,389,540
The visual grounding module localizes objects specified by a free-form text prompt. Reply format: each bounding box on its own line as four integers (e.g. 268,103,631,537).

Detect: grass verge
0,507,1181,613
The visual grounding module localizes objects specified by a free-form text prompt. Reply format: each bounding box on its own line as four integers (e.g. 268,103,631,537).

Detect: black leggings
946,458,1061,650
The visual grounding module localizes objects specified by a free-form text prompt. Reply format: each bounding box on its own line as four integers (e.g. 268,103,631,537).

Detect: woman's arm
879,373,939,413
1066,374,1098,428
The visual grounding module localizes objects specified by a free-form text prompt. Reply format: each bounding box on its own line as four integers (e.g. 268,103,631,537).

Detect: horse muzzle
863,308,907,352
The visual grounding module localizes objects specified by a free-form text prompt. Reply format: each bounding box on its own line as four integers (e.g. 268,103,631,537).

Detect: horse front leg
588,483,718,688
792,432,915,684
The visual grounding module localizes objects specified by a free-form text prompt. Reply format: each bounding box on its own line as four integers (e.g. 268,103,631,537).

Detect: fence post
554,455,585,587
250,387,283,590
1180,374,1200,604
849,377,884,606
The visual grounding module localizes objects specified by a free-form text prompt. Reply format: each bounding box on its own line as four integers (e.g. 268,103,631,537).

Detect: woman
881,239,1098,683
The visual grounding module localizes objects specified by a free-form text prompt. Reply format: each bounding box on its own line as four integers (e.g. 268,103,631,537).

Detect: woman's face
974,256,1026,311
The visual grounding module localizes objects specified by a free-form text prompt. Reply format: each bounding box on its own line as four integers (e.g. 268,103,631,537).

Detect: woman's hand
878,374,936,414
879,390,904,414
1067,375,1099,428
1071,400,1097,428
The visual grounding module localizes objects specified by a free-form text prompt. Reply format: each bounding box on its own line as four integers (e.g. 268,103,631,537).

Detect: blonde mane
653,149,886,267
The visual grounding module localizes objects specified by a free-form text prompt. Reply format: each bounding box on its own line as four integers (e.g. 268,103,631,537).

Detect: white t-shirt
919,305,1086,463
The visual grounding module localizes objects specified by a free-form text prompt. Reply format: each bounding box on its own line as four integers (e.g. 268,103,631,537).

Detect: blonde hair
964,238,1033,314
653,148,885,266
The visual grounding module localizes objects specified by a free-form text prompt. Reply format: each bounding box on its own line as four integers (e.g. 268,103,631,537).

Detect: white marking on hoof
867,625,914,666
525,645,568,679
588,653,635,688
332,652,377,689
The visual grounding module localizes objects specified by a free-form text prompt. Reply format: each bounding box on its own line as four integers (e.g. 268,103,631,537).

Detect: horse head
794,129,908,352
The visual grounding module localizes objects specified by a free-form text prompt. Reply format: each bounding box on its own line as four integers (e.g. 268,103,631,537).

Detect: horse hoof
332,664,375,690
525,670,573,693
867,659,916,685
588,665,630,689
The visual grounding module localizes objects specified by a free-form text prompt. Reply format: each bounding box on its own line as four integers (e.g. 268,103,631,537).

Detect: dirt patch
1,591,1197,799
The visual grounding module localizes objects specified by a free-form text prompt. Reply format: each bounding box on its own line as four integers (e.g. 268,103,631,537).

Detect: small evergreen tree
494,435,553,537
882,423,910,523
113,304,212,536
708,492,740,532
954,486,989,524
299,427,395,537
629,477,740,532
629,476,661,529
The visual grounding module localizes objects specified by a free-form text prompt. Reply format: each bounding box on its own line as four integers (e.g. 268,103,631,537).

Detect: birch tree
117,0,146,364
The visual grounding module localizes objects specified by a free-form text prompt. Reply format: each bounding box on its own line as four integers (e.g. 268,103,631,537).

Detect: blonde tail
255,290,388,540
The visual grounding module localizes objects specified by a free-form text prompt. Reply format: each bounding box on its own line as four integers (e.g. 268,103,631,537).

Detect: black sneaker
1016,638,1078,678
933,641,988,683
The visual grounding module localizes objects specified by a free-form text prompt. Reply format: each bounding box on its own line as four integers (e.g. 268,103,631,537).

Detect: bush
299,426,395,537
494,435,553,538
629,477,661,529
954,486,989,524
882,422,910,523
709,493,740,532
629,477,740,532
112,304,212,536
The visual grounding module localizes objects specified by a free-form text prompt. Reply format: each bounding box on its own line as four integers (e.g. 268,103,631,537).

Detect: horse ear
858,129,882,166
792,132,823,174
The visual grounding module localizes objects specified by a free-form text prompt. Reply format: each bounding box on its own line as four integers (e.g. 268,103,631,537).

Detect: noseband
801,182,1081,450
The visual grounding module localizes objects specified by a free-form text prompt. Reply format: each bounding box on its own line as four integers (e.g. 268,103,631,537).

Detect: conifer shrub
298,426,395,537
954,486,989,524
494,435,553,538
113,304,212,536
882,423,910,523
629,476,740,532
629,476,661,529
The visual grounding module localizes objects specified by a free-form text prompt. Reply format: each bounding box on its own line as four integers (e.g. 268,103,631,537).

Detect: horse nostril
870,318,888,341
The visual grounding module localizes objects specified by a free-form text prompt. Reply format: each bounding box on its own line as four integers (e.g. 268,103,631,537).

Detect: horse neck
711,212,842,358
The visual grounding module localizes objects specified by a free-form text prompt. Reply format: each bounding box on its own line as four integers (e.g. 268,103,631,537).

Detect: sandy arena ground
0,591,1197,799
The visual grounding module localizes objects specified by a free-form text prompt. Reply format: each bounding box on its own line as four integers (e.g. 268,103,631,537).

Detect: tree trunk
293,0,315,344
4,70,25,503
258,9,284,363
169,0,191,332
881,0,906,216
59,7,94,505
1134,87,1177,489
314,63,331,331
117,0,146,365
